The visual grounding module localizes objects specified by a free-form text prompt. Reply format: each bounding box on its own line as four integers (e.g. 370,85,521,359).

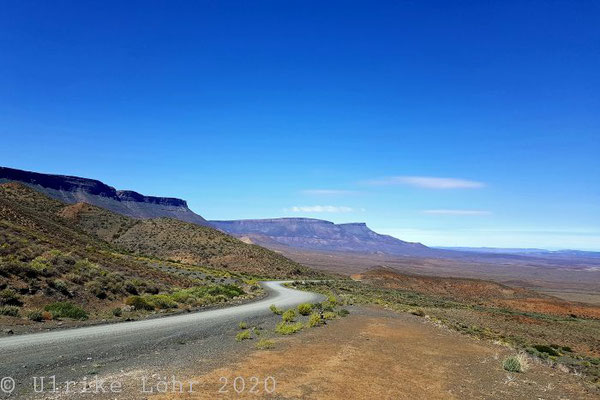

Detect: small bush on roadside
323,311,337,320
150,294,178,309
307,313,323,327
239,321,248,330
275,322,303,335
236,330,252,342
125,296,155,311
255,338,274,349
282,309,296,322
44,302,88,320
321,301,335,312
503,354,528,373
0,306,20,317
297,303,313,316
269,304,283,315
111,308,123,317
327,294,338,306
28,310,43,322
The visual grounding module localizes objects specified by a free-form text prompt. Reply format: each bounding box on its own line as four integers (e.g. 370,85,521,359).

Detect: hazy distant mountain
0,166,209,226
210,218,435,256
437,246,600,258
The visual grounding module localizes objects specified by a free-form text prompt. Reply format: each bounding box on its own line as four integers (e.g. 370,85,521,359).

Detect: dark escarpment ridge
210,217,436,256
0,166,208,225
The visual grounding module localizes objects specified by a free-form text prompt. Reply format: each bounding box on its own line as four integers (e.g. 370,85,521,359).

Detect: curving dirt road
0,281,323,398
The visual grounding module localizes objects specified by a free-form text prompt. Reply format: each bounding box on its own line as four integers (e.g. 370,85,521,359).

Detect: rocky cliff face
210,218,432,256
0,166,209,225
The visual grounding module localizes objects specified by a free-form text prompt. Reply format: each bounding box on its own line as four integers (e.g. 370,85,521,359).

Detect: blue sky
1,1,599,250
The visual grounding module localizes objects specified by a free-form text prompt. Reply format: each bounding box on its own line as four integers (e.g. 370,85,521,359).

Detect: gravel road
0,281,323,398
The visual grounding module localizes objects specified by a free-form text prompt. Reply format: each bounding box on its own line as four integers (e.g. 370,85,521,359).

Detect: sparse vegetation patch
44,302,88,320
282,309,296,322
275,322,304,335
297,303,312,315
255,338,274,349
236,330,252,342
269,304,283,315
503,354,528,373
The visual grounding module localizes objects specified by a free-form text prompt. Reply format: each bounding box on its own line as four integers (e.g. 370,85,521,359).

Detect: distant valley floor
276,247,600,305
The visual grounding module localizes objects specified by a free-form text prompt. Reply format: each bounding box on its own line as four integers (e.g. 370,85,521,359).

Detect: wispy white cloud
366,176,485,189
301,189,357,195
287,205,355,213
422,209,491,216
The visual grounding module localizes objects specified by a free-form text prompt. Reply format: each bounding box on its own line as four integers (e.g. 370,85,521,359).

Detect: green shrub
171,290,191,303
236,330,252,342
238,321,248,330
327,294,338,306
338,309,350,317
30,256,54,276
282,309,296,322
44,302,88,320
321,301,335,312
125,296,155,311
503,355,527,373
111,308,123,317
0,289,22,306
255,338,274,349
150,294,178,309
252,326,262,336
201,284,244,298
323,311,337,320
532,344,561,357
275,322,303,335
269,304,283,315
170,284,244,306
297,303,313,316
28,310,43,322
307,313,323,327
0,306,20,317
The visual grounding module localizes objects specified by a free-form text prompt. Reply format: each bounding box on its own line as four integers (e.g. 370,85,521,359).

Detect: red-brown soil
355,267,600,319
150,310,598,400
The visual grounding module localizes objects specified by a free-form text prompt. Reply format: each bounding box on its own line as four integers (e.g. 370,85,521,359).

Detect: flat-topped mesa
210,217,432,256
0,166,209,225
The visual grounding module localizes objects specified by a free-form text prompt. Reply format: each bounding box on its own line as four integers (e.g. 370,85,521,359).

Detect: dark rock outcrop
0,166,209,225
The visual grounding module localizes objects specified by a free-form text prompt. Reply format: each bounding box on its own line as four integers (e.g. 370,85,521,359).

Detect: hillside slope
0,183,318,327
60,203,315,277
0,183,194,313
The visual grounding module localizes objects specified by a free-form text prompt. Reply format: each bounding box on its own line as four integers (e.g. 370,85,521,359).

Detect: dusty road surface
149,308,598,400
0,281,323,398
